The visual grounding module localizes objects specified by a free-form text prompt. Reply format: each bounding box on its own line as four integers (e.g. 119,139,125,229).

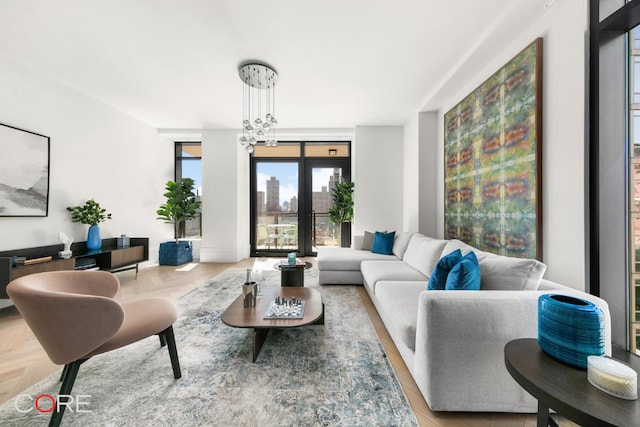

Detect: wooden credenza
0,237,149,299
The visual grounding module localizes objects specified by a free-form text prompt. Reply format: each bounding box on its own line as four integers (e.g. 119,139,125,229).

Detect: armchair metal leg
59,364,69,382
49,358,86,427
159,334,167,347
160,326,181,379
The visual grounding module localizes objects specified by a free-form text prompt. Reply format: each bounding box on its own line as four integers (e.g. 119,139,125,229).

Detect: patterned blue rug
0,267,418,426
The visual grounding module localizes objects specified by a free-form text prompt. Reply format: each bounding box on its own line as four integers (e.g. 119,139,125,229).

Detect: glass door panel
307,165,347,253
254,162,299,253
311,167,341,249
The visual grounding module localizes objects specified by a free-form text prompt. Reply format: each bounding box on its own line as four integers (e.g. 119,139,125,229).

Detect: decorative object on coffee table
66,199,112,250
538,294,605,369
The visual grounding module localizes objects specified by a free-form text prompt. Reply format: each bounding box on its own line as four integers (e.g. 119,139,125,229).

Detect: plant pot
86,225,102,250
159,241,193,266
340,222,351,248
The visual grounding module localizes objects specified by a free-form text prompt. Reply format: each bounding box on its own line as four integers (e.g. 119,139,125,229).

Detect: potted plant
156,178,201,265
67,199,112,250
328,178,354,248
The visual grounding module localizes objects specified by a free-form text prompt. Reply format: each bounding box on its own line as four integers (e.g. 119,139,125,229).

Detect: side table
504,338,640,427
273,261,312,287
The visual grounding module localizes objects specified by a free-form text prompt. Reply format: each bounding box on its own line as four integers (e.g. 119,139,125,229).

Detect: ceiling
0,0,550,130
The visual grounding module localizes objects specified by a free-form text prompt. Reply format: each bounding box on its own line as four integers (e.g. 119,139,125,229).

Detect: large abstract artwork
444,38,542,260
0,123,50,216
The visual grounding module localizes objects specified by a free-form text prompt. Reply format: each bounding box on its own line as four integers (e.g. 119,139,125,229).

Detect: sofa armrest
412,290,612,412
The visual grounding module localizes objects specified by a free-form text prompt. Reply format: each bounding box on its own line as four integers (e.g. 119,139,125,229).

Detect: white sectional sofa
317,232,612,413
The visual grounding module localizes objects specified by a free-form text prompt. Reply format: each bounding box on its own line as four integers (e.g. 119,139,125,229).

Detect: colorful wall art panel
444,38,542,260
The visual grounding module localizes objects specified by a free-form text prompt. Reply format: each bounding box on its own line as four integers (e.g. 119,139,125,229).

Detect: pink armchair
7,270,181,427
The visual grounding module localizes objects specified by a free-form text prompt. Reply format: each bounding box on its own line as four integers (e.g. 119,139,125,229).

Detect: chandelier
238,62,278,153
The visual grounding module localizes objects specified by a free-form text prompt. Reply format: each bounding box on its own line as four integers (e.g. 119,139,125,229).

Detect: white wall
353,126,404,235
418,112,438,237
0,52,173,263
199,129,251,262
418,1,588,290
403,115,419,232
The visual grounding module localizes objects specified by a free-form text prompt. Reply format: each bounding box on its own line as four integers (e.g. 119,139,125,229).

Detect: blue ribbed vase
538,294,605,369
86,225,102,250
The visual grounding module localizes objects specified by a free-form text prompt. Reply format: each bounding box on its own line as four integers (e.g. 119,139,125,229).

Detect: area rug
0,267,418,426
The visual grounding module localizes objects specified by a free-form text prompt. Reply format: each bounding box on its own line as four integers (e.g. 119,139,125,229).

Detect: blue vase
538,294,605,369
86,225,102,250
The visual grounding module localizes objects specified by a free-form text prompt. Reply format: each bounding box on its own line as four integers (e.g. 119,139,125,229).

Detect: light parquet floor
0,259,578,427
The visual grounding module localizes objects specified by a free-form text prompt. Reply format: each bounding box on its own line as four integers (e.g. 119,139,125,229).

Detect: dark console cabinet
0,237,149,298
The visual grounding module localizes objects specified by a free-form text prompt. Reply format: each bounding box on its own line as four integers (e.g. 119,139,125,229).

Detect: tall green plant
156,178,201,242
328,179,354,224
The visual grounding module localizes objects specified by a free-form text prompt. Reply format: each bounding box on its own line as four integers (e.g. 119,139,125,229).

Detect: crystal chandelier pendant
239,61,279,152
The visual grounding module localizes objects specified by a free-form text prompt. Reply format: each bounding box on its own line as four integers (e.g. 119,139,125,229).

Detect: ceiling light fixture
238,61,278,153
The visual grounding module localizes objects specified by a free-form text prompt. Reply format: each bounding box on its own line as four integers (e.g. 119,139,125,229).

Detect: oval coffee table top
221,286,322,329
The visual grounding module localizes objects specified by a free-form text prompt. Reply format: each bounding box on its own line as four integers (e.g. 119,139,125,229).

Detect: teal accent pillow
371,231,395,255
427,249,462,290
445,251,481,290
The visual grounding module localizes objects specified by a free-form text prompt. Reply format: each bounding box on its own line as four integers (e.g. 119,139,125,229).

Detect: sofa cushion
428,249,462,290
374,281,425,351
445,251,481,290
402,234,448,277
442,239,546,291
317,247,396,271
372,231,395,255
362,231,375,250
476,251,546,291
361,260,427,295
442,239,475,256
393,231,415,259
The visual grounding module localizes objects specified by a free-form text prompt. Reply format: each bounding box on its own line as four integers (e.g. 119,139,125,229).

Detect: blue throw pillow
445,251,481,290
371,231,395,255
427,249,462,290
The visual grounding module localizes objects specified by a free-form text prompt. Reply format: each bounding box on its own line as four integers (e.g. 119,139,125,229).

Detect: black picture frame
0,122,50,217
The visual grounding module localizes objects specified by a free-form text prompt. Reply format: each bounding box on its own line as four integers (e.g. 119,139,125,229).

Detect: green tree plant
66,199,112,225
328,178,354,224
156,178,201,242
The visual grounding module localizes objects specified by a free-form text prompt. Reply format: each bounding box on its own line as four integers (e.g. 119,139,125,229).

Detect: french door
250,142,350,257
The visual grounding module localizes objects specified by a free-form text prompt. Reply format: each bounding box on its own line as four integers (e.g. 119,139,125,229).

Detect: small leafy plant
156,178,201,242
328,178,355,224
67,199,112,226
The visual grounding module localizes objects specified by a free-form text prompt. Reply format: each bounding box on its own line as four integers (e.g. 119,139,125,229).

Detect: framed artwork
0,123,50,217
444,38,542,260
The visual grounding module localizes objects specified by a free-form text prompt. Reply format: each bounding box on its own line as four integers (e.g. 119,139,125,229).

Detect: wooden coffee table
221,286,324,362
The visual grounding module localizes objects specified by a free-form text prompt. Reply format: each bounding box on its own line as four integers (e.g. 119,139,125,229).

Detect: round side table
273,261,312,287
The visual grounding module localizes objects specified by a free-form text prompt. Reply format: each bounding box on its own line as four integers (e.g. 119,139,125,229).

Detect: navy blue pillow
445,251,481,290
371,231,395,255
427,249,463,290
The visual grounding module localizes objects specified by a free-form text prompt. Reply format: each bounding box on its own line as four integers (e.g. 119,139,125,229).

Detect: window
175,142,202,238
